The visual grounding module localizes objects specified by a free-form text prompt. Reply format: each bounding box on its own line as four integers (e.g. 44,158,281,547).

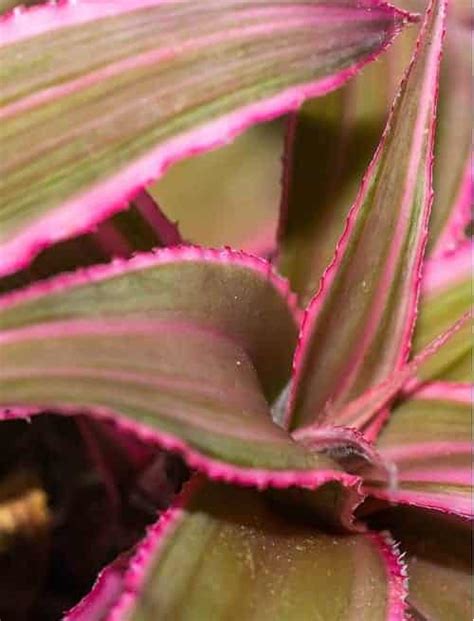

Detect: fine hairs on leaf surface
0,0,472,619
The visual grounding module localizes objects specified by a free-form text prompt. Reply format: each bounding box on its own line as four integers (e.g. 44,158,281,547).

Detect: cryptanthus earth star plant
0,0,471,619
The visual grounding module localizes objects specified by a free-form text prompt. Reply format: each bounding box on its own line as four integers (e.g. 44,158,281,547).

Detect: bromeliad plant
0,0,471,619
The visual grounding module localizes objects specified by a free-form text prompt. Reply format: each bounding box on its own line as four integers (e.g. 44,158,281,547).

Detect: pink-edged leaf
0,190,182,295
101,477,407,621
371,506,471,621
0,0,410,277
277,0,471,300
0,246,360,490
427,7,472,256
291,311,471,439
365,382,473,517
277,21,417,303
286,0,446,432
64,552,131,621
413,239,473,383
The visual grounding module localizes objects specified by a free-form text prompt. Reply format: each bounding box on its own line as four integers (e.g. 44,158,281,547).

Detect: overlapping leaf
79,479,406,621
413,240,473,383
372,507,472,621
0,247,362,489
277,0,471,302
286,0,446,433
365,384,472,516
0,190,182,295
277,23,416,302
0,0,409,276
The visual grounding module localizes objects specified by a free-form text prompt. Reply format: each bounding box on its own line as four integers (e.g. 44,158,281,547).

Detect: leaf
277,22,417,303
102,478,407,621
427,12,472,256
154,120,283,256
0,190,182,295
0,247,358,489
413,240,473,382
371,506,471,621
365,383,473,517
277,1,471,301
291,311,471,438
286,0,446,432
65,552,131,621
0,0,410,277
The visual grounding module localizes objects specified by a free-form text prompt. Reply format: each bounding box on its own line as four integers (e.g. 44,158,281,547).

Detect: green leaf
372,506,472,621
0,0,409,276
277,2,470,301
106,480,407,621
0,248,355,486
413,241,472,382
427,11,472,255
286,0,446,432
277,24,416,303
365,383,472,516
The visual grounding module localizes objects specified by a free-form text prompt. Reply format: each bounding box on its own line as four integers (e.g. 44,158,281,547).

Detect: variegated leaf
80,479,408,621
0,0,409,276
365,383,472,517
0,247,358,490
286,0,446,433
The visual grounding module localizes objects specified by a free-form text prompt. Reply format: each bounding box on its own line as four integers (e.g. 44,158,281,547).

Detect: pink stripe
405,381,472,404
315,312,471,430
398,468,472,485
319,0,444,397
431,158,473,258
421,238,473,294
105,476,202,621
0,47,407,277
369,532,408,621
131,190,182,246
285,0,443,429
65,552,132,621
0,14,340,121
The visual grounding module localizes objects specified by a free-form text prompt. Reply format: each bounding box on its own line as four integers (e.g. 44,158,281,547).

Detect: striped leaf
0,247,360,490
81,479,408,621
372,506,471,621
366,383,472,517
286,0,446,432
0,0,409,276
413,240,473,383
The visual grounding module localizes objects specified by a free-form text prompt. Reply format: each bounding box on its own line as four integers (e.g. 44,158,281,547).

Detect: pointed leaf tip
286,0,447,433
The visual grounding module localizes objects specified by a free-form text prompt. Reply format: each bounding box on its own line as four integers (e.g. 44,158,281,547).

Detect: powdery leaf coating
102,478,407,621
